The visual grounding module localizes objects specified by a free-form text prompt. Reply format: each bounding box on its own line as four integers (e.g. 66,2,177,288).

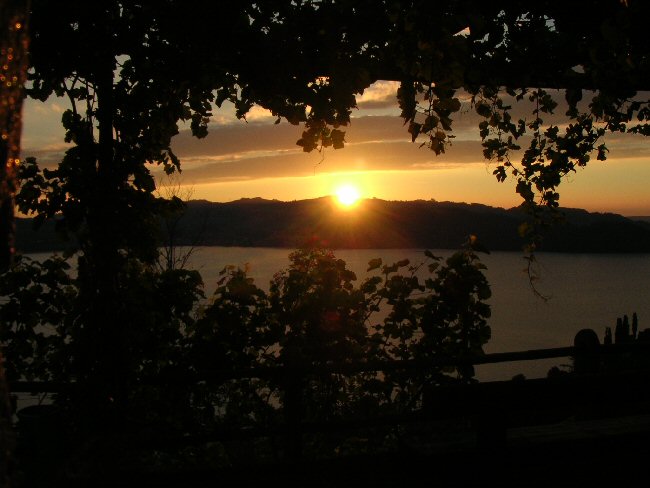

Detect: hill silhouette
17,197,650,253
15,197,650,253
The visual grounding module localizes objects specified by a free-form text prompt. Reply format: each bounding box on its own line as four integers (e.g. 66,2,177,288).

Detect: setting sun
335,184,361,207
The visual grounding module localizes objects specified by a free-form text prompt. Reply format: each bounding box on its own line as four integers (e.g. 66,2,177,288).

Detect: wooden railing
11,331,650,459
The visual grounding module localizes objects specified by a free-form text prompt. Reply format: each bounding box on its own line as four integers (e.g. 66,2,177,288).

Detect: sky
19,81,650,216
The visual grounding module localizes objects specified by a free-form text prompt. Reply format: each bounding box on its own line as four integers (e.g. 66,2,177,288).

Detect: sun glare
335,184,361,207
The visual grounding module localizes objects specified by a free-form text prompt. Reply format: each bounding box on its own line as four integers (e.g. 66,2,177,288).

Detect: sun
334,184,361,207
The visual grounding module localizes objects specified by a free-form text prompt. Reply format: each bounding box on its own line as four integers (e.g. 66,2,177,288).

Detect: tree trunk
92,51,126,408
0,2,30,486
73,38,125,413
0,0,29,273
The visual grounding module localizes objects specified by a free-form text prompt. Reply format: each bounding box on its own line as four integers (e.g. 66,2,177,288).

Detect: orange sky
20,81,650,216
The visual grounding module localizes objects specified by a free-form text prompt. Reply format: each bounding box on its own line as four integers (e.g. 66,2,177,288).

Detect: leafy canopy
23,1,650,228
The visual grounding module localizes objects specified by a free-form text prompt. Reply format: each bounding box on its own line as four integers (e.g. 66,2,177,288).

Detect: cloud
242,105,275,122
595,132,650,160
168,103,650,186
173,138,486,185
356,81,400,109
172,120,301,157
23,87,650,186
172,115,428,160
28,101,65,115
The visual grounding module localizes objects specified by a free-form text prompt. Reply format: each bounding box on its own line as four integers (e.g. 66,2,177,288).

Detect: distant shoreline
15,197,650,254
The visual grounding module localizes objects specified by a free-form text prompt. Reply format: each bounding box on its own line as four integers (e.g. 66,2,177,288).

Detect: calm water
24,246,650,381
186,246,650,381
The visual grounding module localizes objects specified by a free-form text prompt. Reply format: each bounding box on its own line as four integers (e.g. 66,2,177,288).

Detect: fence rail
12,341,650,391
10,333,650,459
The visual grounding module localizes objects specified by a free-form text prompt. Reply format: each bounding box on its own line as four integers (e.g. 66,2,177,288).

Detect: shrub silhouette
1,243,491,468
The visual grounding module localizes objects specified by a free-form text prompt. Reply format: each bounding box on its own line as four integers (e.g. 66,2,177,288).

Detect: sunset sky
20,81,650,216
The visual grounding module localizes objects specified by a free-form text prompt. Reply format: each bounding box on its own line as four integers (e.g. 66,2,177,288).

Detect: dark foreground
15,412,650,487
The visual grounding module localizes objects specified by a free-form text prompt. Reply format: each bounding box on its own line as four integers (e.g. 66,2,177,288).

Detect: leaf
449,97,462,112
437,97,462,113
408,121,422,142
367,258,382,272
424,249,442,260
477,284,491,300
382,263,398,274
475,101,492,118
423,115,439,132
331,129,346,149
493,166,507,182
440,116,452,131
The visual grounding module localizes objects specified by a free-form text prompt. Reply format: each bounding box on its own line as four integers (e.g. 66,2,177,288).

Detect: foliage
182,245,491,430
15,2,649,405
0,255,75,384
23,2,650,230
9,0,649,471
0,244,491,465
0,254,204,425
188,265,279,428
270,247,369,366
600,313,650,373
154,174,205,272
269,247,374,422
366,243,491,409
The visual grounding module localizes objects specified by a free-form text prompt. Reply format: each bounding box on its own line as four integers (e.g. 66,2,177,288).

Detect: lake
22,246,650,381
184,246,650,381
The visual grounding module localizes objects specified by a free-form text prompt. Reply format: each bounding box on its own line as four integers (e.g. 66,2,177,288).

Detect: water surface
187,247,650,380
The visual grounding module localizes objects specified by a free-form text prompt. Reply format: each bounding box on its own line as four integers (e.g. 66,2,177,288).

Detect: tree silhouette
3,0,646,426
2,0,650,479
16,1,650,261
0,1,29,485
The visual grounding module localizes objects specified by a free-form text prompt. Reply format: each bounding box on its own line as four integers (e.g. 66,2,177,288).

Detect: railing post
574,328,601,375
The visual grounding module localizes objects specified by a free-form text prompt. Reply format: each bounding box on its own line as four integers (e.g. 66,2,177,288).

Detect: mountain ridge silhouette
15,197,650,253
